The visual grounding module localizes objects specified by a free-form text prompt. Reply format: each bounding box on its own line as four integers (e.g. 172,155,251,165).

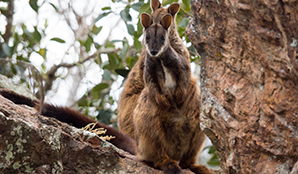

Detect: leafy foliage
204,145,221,166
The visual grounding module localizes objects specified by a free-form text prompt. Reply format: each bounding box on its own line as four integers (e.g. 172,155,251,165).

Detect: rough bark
186,0,298,173
0,94,164,174
0,74,164,173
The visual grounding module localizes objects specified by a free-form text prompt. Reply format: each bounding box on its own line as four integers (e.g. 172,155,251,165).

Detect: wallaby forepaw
156,160,182,174
188,164,212,174
162,163,182,174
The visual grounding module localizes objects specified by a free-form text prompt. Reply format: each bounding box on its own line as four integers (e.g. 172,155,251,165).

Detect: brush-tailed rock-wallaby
118,0,190,140
132,13,211,174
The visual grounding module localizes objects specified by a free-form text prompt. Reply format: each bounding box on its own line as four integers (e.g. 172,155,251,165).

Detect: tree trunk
186,0,298,173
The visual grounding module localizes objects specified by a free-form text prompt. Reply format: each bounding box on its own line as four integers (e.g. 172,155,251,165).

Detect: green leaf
41,63,46,71
139,2,151,14
182,0,191,11
98,109,113,125
110,39,127,43
119,42,129,59
16,56,30,62
119,37,129,59
2,42,12,57
126,56,138,69
38,48,47,59
136,20,143,37
78,98,89,107
101,7,111,11
29,0,39,12
83,35,93,52
126,24,135,35
178,18,189,28
208,146,217,154
131,2,145,11
91,25,102,35
94,42,101,49
162,0,178,6
49,3,58,12
94,12,111,23
207,155,220,166
191,56,200,63
0,8,7,16
105,41,115,48
101,61,110,69
107,53,119,69
50,37,65,43
120,8,132,22
115,69,130,78
103,69,112,81
91,83,109,99
10,64,17,75
22,25,31,40
133,37,142,50
93,83,109,91
33,27,41,42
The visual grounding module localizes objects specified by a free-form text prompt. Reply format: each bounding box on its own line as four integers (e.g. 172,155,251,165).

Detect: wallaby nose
151,50,158,56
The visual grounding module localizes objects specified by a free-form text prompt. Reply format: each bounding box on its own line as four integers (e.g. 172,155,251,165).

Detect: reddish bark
186,0,298,173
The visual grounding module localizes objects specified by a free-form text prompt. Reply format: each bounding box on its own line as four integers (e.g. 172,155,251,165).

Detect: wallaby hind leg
179,131,212,174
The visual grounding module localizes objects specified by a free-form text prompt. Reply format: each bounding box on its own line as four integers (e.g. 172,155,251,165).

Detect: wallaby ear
160,14,172,30
151,0,161,12
141,13,153,29
168,3,180,16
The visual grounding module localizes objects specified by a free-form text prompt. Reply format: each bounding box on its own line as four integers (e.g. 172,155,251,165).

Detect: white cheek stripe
155,34,169,57
155,38,168,57
144,42,153,57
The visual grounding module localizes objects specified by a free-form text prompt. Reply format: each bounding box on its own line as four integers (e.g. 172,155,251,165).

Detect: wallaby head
150,0,179,24
141,13,172,57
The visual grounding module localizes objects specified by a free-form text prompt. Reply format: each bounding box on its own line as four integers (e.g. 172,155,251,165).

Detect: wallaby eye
146,34,150,43
160,36,165,42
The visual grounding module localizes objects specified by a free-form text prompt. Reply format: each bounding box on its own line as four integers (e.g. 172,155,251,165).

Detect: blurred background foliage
0,0,218,167
0,0,198,124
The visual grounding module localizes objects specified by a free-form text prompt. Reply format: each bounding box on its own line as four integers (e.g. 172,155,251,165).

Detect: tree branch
43,47,120,93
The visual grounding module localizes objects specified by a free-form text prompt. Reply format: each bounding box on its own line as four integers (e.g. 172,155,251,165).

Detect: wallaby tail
0,88,37,107
0,88,136,155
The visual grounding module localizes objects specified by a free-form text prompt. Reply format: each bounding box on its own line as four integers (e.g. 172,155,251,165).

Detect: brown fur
132,13,211,174
0,88,136,155
118,0,189,140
